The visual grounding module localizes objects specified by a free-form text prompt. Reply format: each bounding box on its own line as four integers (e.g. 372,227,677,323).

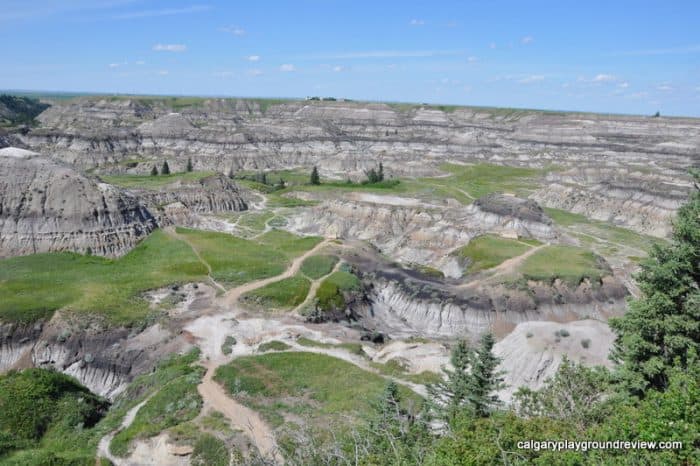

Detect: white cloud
617,81,629,88
657,84,673,91
280,64,296,72
467,56,478,63
332,65,344,72
409,19,425,26
157,70,169,75
221,26,246,36
135,60,145,65
247,69,263,76
153,43,187,52
246,55,260,62
593,73,617,82
298,50,464,60
113,5,210,20
627,91,649,99
521,36,534,45
518,75,545,84
108,63,120,68
610,44,700,56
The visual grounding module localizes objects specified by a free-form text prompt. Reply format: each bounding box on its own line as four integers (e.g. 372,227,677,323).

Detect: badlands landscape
0,94,698,465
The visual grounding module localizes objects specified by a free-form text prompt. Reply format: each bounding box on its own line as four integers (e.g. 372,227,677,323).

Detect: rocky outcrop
129,173,248,215
0,315,191,399
0,147,156,258
17,98,700,238
286,193,556,277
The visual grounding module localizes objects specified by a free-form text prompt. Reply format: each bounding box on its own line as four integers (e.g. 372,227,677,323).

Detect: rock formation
0,147,156,257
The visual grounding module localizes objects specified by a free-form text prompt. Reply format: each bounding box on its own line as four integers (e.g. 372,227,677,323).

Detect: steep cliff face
0,315,190,399
358,273,627,339
0,147,156,258
19,97,698,237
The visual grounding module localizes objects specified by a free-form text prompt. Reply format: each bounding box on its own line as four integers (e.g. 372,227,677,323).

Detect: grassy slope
456,234,537,272
0,230,206,324
100,171,215,190
315,270,362,312
242,275,311,311
214,352,420,429
518,245,608,285
300,255,339,279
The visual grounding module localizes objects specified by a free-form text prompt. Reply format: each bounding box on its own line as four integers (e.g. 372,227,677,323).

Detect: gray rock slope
0,147,156,257
19,98,700,237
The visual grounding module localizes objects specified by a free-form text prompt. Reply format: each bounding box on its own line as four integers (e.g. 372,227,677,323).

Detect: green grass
241,275,311,311
369,360,443,386
295,336,366,356
101,171,215,190
191,434,229,466
300,255,339,279
175,228,320,287
518,245,609,285
236,211,275,233
258,340,292,352
456,234,536,273
213,352,420,429
544,207,667,254
110,350,204,457
0,229,207,324
315,270,362,312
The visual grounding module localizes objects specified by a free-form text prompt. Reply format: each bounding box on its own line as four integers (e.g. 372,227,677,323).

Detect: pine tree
186,158,193,172
310,166,320,185
150,165,158,176
610,170,700,395
227,167,234,179
378,162,384,182
428,333,505,424
276,178,286,190
161,160,170,175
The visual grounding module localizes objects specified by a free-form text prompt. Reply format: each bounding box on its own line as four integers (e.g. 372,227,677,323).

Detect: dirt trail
97,397,152,465
164,227,227,293
187,237,331,463
292,260,342,314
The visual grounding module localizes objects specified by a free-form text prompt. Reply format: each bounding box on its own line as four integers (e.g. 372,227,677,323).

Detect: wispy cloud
246,55,260,62
332,65,344,72
521,36,534,45
467,56,478,63
657,84,674,91
157,70,169,76
280,64,296,72
297,50,464,60
409,19,425,26
213,71,235,78
153,43,187,52
593,73,617,82
618,81,629,88
0,0,138,22
221,26,246,36
609,44,700,56
518,74,545,84
247,69,263,77
112,5,210,20
135,60,145,65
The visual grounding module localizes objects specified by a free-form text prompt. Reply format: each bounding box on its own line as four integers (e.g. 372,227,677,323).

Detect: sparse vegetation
300,255,339,279
242,275,311,311
101,171,215,189
258,340,292,352
456,234,535,272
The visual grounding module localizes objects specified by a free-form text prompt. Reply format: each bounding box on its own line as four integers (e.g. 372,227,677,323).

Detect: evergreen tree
610,170,700,395
429,333,505,424
186,158,193,172
150,165,158,176
161,160,170,175
378,162,384,182
310,166,320,185
276,178,286,190
227,166,234,179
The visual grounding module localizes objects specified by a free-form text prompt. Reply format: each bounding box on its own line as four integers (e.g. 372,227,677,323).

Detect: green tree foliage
378,162,384,181
0,369,108,456
0,94,49,126
610,172,700,395
150,165,158,176
310,166,321,185
186,157,193,172
429,333,505,424
161,160,170,175
514,357,613,430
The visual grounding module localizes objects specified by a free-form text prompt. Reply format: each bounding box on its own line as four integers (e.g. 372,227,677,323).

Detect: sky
1,0,699,116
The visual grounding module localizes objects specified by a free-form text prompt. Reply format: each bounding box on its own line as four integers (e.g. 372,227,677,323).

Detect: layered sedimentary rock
0,147,156,257
18,98,700,237
129,173,248,216
286,192,557,277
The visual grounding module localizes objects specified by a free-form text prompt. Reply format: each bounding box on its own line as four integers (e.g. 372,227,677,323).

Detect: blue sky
1,0,699,116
